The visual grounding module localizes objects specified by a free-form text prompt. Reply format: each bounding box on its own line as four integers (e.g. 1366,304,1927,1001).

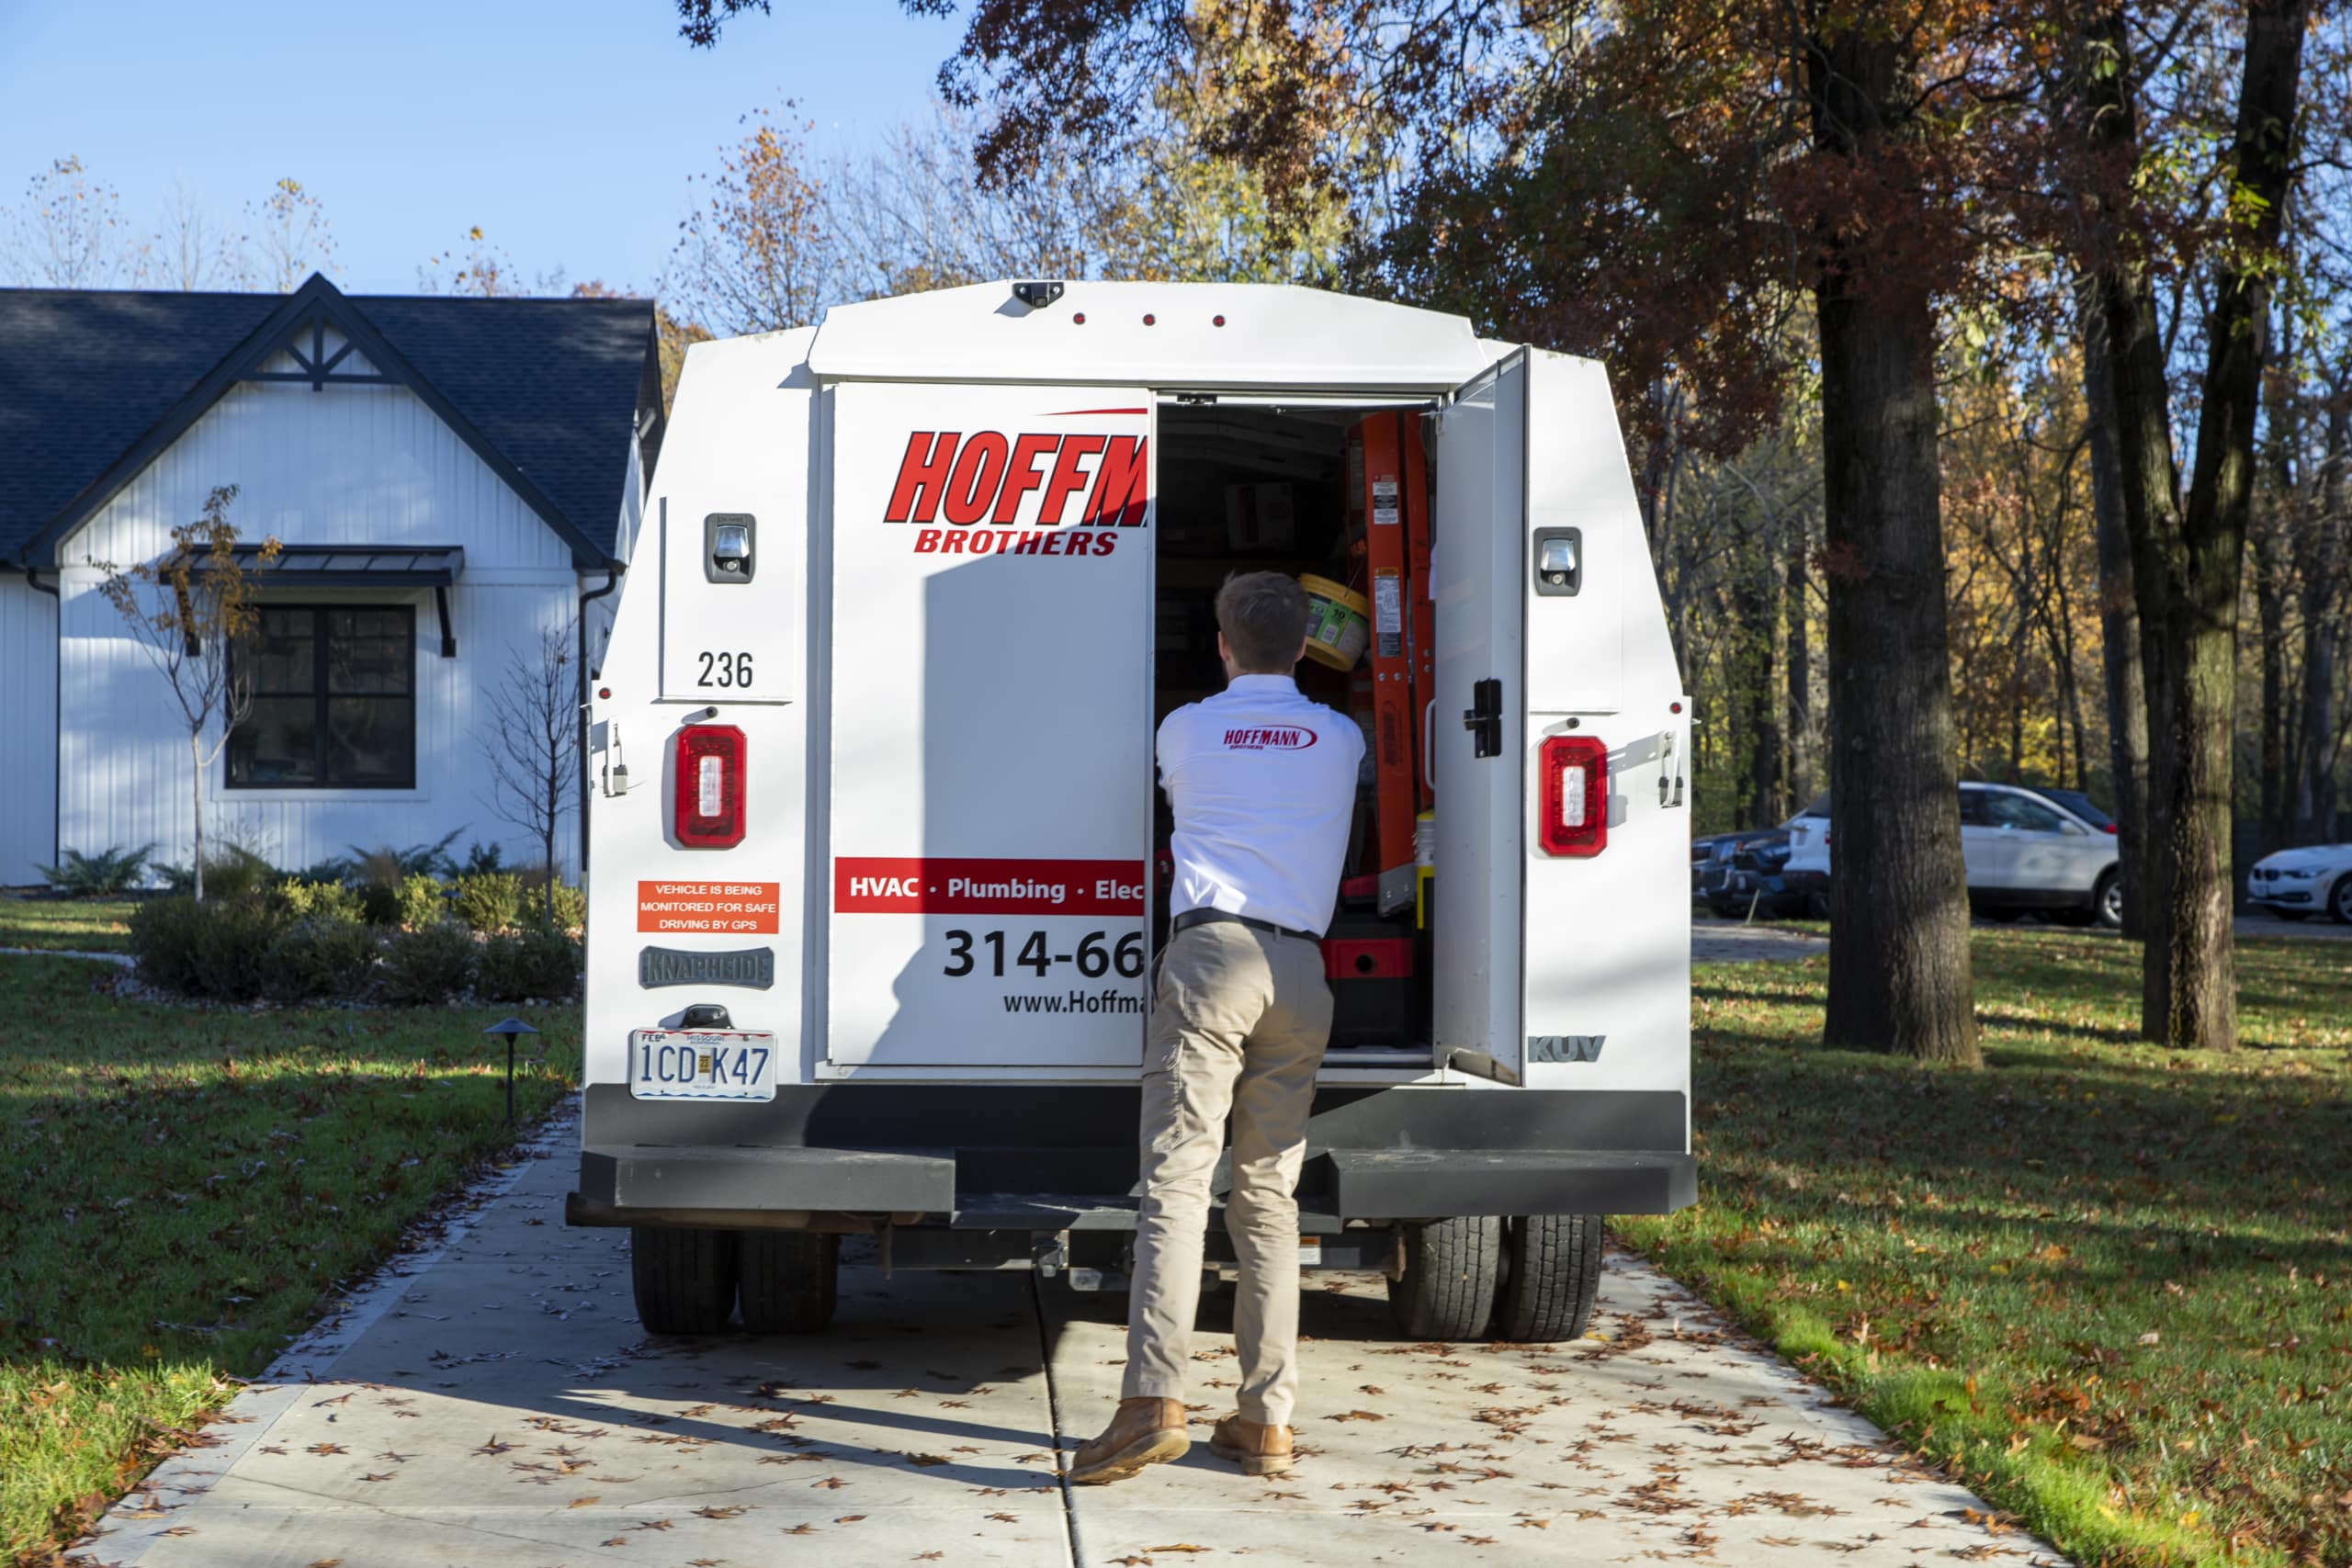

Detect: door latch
1463,678,1503,759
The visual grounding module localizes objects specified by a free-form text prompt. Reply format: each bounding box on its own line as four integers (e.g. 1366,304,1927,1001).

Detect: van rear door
1430,353,1532,1074
822,381,1156,1070
1435,348,1664,1083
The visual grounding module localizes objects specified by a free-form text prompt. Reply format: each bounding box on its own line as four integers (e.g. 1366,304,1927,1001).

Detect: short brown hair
1216,571,1310,672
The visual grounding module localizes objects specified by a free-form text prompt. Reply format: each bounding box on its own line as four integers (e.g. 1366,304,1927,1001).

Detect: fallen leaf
813,1475,850,1489
1147,1548,1211,1554
905,1452,951,1467
837,1514,868,1523
305,1442,348,1456
358,1472,395,1483
568,1495,600,1508
695,1505,750,1519
1324,1410,1385,1423
989,1513,1019,1522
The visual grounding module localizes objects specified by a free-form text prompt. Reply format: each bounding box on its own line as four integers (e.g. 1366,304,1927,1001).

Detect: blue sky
0,0,963,293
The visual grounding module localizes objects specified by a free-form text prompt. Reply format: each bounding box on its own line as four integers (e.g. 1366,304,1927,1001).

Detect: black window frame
226,603,418,791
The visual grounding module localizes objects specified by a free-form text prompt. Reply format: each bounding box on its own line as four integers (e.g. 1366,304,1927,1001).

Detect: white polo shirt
1158,673,1365,938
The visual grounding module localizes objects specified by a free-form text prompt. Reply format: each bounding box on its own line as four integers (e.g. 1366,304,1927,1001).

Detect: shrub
396,874,447,929
128,897,208,995
160,845,279,903
478,926,582,1001
262,919,382,1003
38,844,156,897
521,879,588,933
269,878,365,924
130,897,286,999
379,921,478,1005
460,840,507,876
450,872,522,932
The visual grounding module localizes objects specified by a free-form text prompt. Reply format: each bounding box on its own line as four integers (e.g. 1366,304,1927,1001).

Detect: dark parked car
1691,829,1781,908
1708,829,1818,919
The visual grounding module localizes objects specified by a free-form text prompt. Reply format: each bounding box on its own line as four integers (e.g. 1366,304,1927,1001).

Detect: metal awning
231,545,468,658
230,544,466,586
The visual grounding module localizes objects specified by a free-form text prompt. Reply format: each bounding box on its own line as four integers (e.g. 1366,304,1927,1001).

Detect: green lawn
0,897,139,954
0,954,579,1562
1623,930,2352,1568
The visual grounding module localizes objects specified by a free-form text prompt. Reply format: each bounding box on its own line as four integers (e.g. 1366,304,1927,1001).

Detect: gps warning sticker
637,881,781,934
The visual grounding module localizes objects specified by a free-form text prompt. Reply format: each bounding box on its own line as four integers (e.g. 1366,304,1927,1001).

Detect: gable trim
21,275,617,570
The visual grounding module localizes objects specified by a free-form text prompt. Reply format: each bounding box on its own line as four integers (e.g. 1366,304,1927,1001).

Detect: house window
227,605,416,789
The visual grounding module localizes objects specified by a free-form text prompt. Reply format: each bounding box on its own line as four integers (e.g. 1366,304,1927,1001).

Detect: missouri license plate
628,1029,778,1101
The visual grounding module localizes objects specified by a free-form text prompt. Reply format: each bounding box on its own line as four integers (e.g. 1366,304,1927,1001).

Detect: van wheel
1386,1217,1499,1340
1493,1215,1604,1342
2093,871,2125,931
741,1231,840,1334
630,1226,739,1336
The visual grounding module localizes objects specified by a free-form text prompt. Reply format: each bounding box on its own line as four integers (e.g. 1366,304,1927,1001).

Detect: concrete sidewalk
82,1104,2066,1567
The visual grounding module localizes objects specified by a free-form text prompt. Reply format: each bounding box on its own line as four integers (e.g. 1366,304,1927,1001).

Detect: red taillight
1538,735,1607,857
2100,823,2119,835
673,725,746,849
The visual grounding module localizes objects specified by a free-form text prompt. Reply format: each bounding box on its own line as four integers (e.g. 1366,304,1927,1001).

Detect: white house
0,274,663,886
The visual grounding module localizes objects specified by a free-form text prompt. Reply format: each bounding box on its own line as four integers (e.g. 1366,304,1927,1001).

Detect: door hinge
1464,677,1503,759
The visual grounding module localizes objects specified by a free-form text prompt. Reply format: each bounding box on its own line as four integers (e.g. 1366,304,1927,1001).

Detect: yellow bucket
1300,574,1371,671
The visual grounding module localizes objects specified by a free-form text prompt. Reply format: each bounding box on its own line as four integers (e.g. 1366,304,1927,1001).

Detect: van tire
1386,1217,1499,1340
740,1231,840,1334
630,1226,739,1336
1494,1214,1604,1342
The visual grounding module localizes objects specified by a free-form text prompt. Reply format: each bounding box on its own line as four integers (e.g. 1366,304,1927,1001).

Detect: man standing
1072,571,1365,1484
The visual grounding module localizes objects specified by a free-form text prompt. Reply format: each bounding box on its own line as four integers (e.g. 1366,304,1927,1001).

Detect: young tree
481,624,582,917
668,105,834,334
0,154,144,287
248,176,336,291
96,487,279,902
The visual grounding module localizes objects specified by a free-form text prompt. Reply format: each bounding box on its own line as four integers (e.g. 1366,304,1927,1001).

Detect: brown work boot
1209,1413,1295,1476
1069,1398,1189,1484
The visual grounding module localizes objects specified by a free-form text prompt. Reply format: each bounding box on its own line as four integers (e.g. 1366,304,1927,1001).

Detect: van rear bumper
568,1082,1695,1224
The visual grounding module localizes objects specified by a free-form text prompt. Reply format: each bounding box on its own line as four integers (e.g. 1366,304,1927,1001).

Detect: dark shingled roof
0,278,659,566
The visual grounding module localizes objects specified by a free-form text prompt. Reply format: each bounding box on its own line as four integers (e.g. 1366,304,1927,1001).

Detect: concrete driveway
84,1106,2064,1568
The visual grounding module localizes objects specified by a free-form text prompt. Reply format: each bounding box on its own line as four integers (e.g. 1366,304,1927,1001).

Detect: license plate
628,1029,778,1101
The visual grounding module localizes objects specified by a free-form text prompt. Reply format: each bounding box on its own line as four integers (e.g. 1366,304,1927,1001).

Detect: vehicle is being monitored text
569,279,1696,1345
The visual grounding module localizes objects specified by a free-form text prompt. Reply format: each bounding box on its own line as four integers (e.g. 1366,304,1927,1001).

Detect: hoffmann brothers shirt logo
1220,727,1317,750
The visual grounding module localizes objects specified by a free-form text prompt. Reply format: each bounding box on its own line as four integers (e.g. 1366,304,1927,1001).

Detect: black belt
1170,908,1320,943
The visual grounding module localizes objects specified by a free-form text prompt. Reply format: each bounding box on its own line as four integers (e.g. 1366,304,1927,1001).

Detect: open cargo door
1430,352,1532,1076
823,381,1155,1069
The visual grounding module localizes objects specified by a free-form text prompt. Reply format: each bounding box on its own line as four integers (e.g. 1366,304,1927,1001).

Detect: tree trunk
190,729,207,904
1786,520,1813,807
2254,522,2289,857
1740,557,1781,827
2149,0,2309,1049
2080,305,2149,935
2081,0,2188,1034
2295,370,2350,840
1807,28,1978,1066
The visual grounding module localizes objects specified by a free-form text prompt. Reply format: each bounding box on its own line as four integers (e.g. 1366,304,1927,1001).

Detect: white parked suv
1781,784,2123,928
2247,843,2352,923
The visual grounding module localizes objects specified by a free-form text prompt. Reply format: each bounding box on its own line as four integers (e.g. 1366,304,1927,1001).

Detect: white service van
569,280,1694,1345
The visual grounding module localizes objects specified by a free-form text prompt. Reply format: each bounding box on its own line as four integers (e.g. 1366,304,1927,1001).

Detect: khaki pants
1121,919,1333,1427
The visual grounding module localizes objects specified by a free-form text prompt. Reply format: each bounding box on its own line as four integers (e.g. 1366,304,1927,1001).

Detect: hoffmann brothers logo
884,428,1148,557
1222,727,1317,750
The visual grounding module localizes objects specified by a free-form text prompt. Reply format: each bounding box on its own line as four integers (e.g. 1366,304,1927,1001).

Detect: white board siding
0,576,60,886
49,374,605,879
64,378,573,574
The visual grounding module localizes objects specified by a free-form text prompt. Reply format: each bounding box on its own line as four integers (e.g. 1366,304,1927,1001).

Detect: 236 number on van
697,650,753,688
